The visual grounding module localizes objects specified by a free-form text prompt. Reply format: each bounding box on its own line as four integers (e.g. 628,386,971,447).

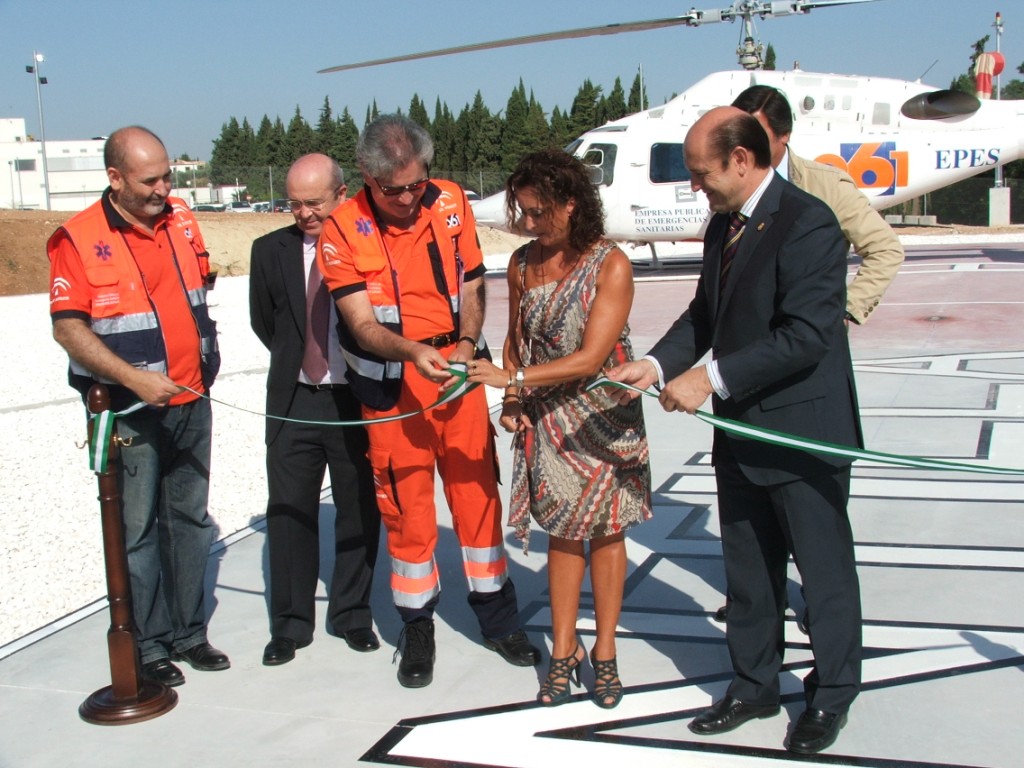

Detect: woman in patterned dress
467,149,651,709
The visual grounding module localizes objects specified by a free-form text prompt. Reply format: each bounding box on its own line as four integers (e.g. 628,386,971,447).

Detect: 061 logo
816,142,908,196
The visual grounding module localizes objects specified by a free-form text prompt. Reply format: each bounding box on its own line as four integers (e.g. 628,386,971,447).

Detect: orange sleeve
457,192,485,278
47,229,92,320
317,214,366,297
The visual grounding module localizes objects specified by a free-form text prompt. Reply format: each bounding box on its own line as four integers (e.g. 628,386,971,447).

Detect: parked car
193,203,226,212
226,201,254,213
252,201,270,213
272,199,292,213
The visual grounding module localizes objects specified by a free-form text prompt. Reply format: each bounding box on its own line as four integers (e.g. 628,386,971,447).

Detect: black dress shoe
689,696,781,735
172,641,230,671
713,604,729,623
262,636,306,666
483,629,541,666
342,627,380,652
141,658,185,687
787,708,847,754
396,619,435,688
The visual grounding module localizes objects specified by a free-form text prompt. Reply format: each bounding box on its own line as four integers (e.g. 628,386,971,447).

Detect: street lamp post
26,51,51,210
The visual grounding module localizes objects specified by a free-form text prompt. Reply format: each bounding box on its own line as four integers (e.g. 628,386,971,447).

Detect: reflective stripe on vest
54,195,220,402
391,557,441,609
325,182,468,410
461,545,509,594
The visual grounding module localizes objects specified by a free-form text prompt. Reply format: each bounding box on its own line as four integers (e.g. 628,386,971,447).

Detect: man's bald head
285,153,347,237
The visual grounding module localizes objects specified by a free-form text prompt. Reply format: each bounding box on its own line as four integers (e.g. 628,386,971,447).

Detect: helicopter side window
872,102,891,125
649,143,690,184
580,143,617,187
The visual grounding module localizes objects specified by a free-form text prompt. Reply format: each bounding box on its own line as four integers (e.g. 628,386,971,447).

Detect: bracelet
506,371,514,388
457,335,478,355
514,367,525,388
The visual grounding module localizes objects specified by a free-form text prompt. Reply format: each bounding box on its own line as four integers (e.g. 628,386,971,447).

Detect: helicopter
321,1,1022,260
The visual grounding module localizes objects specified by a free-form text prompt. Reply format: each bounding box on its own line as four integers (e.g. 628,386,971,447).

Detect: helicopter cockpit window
564,139,583,156
872,102,891,125
649,143,690,184
580,143,617,187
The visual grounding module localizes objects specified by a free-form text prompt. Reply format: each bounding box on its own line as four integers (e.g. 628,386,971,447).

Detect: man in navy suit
609,107,862,755
249,154,380,665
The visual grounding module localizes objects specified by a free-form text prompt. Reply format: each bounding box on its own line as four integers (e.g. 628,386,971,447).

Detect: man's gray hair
356,114,434,178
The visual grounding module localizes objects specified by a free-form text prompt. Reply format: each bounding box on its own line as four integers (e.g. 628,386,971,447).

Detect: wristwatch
514,367,525,388
457,335,478,356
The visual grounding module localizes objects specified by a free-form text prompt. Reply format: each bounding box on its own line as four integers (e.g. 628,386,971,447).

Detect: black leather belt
298,382,347,391
418,331,457,348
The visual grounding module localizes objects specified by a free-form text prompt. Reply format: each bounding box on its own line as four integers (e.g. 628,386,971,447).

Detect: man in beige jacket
732,85,904,325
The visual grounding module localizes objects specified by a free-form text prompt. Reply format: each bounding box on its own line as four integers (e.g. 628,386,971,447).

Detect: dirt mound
4,208,530,297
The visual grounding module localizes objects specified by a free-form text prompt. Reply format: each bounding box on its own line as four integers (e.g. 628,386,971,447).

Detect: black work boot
395,618,435,688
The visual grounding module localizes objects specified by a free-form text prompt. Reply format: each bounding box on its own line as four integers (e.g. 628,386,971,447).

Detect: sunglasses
374,177,430,197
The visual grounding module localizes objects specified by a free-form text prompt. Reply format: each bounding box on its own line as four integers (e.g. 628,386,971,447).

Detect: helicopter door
633,142,701,240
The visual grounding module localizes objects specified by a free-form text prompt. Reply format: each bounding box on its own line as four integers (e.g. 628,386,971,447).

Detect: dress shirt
298,234,348,386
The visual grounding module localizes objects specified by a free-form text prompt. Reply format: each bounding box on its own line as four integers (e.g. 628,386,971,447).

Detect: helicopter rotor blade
318,17,695,74
317,1,884,74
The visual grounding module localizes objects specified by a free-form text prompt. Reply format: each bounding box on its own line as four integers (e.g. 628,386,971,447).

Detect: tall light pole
993,12,1004,189
26,51,51,210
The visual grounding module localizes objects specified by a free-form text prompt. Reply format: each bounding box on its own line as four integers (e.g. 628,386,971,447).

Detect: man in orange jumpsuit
318,114,539,688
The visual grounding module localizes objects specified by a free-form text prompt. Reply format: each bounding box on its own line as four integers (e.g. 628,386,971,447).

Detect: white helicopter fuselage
473,69,1023,246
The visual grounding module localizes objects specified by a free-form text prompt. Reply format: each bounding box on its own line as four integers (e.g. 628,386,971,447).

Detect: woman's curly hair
505,148,605,253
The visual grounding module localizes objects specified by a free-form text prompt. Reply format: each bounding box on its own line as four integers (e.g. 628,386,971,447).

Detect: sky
0,0,1019,161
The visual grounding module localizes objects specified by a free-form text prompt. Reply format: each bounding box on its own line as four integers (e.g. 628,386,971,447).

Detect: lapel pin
757,222,765,231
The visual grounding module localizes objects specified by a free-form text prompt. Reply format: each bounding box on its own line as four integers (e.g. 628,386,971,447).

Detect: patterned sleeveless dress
508,239,652,550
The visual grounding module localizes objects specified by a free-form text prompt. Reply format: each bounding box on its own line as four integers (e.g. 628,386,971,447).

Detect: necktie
719,211,748,294
302,263,330,383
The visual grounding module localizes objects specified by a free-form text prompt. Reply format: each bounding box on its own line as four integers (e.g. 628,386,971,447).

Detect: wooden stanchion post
79,384,177,725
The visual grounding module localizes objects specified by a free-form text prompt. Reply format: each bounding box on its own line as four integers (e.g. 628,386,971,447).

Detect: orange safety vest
321,180,489,410
50,195,219,406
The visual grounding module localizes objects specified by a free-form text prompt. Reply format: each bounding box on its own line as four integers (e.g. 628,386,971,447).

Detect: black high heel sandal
590,651,623,709
537,643,584,706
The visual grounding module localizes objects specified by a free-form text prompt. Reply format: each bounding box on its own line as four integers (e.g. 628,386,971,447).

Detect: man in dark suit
608,107,863,755
249,153,380,665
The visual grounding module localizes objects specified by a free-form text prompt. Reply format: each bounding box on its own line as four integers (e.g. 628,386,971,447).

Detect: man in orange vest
318,114,539,688
48,126,228,688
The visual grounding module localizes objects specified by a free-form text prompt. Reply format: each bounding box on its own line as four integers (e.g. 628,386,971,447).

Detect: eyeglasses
287,198,330,212
374,177,430,197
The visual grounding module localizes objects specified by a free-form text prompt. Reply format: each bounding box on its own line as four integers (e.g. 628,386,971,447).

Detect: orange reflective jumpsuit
318,181,520,637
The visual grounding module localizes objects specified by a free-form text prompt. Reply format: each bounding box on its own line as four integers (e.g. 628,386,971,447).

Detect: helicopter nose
471,191,507,231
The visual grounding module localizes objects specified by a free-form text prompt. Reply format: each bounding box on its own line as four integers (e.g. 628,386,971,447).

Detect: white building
1,118,108,211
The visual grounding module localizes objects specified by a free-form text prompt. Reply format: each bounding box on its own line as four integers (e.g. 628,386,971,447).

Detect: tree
568,79,603,138
764,43,777,71
316,96,337,156
431,98,457,173
627,71,648,113
286,105,316,158
334,108,359,171
408,94,430,131
599,76,628,124
500,79,531,173
209,116,244,184
950,36,990,93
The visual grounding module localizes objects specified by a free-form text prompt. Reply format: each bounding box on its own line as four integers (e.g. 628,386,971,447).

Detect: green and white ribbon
85,366,478,472
184,363,478,427
587,375,1024,476
87,401,147,473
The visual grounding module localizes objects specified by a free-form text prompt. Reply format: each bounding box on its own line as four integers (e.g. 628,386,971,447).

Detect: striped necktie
719,211,748,293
